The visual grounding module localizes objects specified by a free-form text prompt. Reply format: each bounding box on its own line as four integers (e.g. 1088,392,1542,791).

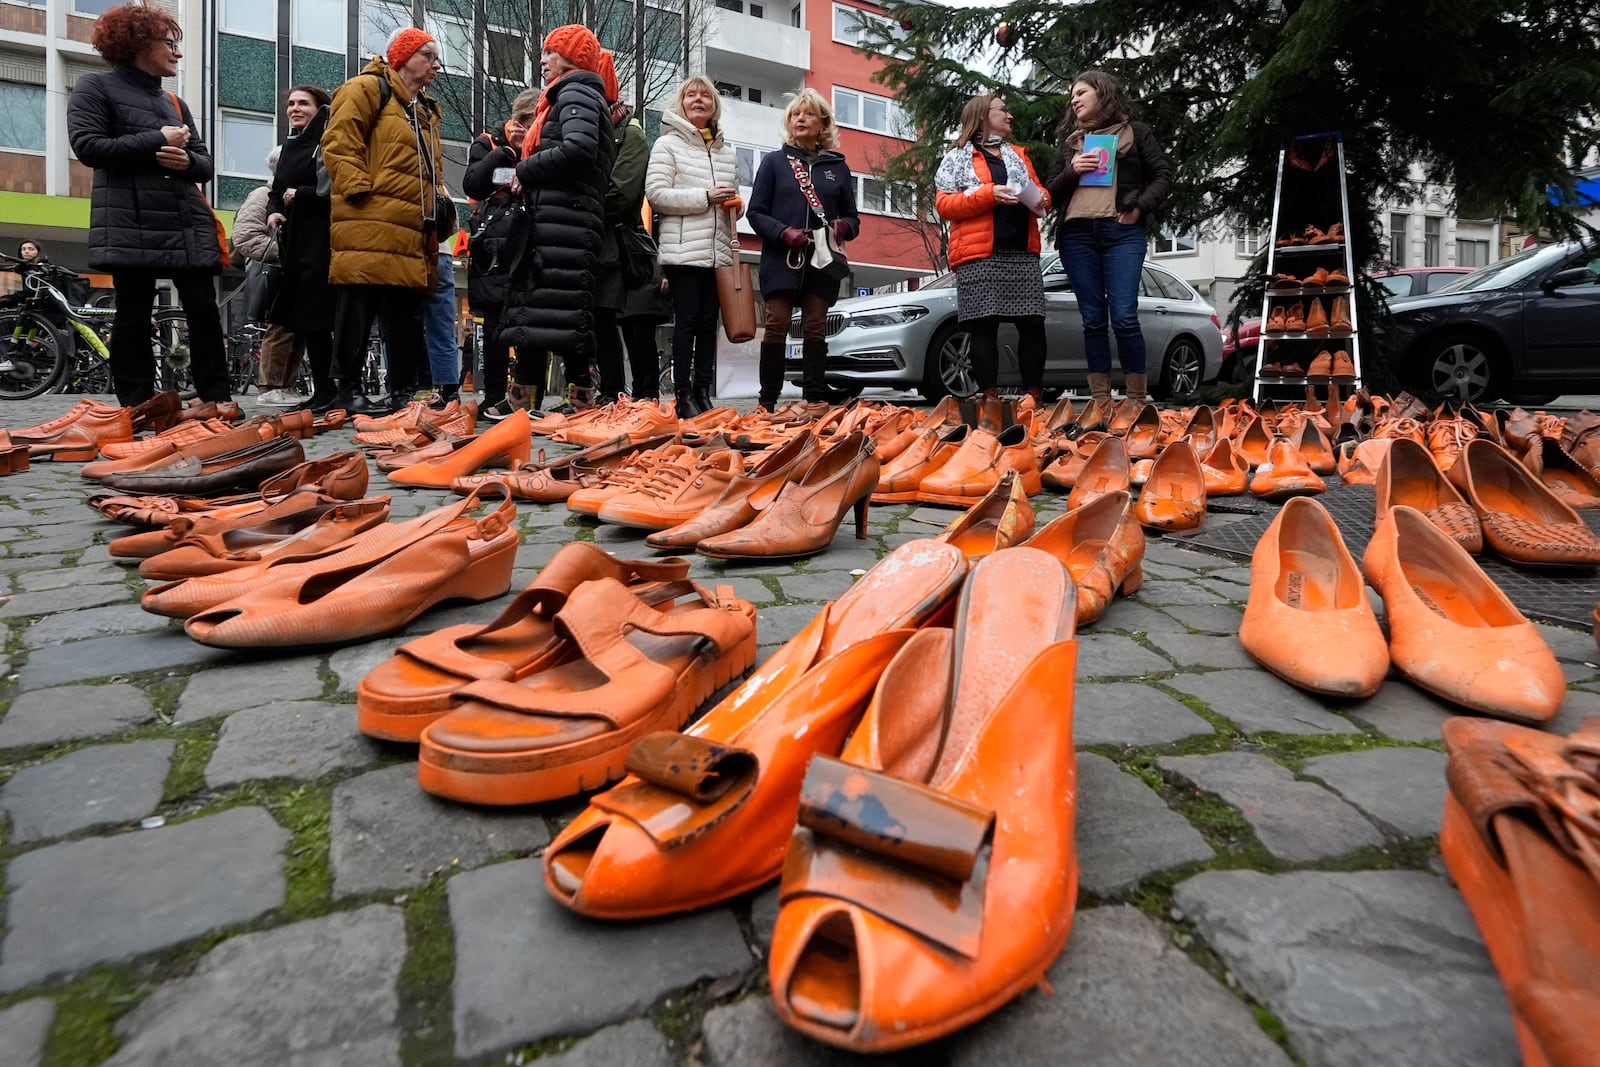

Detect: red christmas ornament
995,21,1019,49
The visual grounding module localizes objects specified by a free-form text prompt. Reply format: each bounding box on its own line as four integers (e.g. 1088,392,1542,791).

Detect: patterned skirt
955,250,1045,321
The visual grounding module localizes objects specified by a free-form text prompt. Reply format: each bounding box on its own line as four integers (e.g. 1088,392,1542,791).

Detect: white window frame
1151,228,1197,257
1388,212,1408,267
221,0,275,39
485,24,530,85
1423,215,1442,267
733,143,770,190
71,0,120,16
1456,238,1490,269
295,0,347,52
0,82,47,154
1233,229,1263,257
830,1,905,51
361,1,411,61
218,110,278,179
853,173,916,219
424,13,471,73
832,85,911,139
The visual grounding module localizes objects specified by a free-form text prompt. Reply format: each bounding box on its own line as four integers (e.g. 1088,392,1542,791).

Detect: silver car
786,253,1224,401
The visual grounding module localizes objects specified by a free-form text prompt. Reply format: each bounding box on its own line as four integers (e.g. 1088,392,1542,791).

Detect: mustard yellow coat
321,58,444,290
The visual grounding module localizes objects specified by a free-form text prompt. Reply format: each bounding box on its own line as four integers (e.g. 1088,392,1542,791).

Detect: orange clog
645,431,819,551
541,539,969,918
1065,435,1131,512
1024,489,1144,626
1239,496,1388,697
768,548,1079,1051
935,469,1034,558
357,544,691,741
387,409,532,487
1363,506,1564,723
1133,439,1206,531
1374,437,1482,553
415,578,758,805
1439,717,1600,1067
1448,439,1600,568
1248,437,1327,500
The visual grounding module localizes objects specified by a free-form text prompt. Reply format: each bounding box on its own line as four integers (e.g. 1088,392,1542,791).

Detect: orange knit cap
596,50,620,103
543,24,601,74
386,27,436,68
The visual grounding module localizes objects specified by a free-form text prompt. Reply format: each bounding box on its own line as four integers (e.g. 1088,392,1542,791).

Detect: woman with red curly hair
66,2,231,407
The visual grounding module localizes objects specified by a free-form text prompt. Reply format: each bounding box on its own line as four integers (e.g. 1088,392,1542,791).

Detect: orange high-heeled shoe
768,548,1080,1052
386,409,532,487
1025,489,1144,625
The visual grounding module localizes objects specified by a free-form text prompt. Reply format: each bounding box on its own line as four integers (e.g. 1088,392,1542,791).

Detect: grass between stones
397,876,458,1067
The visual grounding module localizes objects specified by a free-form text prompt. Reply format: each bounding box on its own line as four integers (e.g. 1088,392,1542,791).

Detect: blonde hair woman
745,87,859,409
644,74,740,417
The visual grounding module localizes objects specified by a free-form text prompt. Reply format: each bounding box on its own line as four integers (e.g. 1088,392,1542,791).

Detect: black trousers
330,283,426,395
476,306,508,407
621,317,661,399
966,314,1046,391
109,269,232,405
663,265,719,394
593,307,626,399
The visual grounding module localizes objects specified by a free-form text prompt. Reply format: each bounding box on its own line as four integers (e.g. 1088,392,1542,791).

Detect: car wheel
920,321,978,402
1416,331,1504,404
1156,336,1205,400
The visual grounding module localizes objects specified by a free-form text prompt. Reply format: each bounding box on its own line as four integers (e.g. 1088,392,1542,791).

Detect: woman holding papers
1047,70,1171,417
934,94,1052,403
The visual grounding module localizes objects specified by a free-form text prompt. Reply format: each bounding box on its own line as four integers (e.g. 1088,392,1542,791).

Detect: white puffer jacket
646,110,739,268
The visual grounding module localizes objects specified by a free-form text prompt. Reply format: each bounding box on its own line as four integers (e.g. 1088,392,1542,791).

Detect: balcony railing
705,9,808,72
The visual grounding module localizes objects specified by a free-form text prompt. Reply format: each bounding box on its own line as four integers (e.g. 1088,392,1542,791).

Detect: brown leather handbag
716,260,757,343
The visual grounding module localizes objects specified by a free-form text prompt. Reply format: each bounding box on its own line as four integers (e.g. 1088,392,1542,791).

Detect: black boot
801,338,830,404
333,381,381,414
757,341,785,410
673,351,703,419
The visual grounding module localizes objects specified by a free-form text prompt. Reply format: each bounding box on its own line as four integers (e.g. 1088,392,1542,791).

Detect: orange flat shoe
1235,415,1274,469
108,485,379,560
1364,506,1564,723
1024,489,1144,626
1123,404,1162,460
460,434,668,502
183,489,520,650
1439,718,1600,1067
1375,437,1482,553
870,425,964,503
82,421,280,482
1239,496,1388,697
1448,439,1600,567
1200,438,1249,495
596,449,745,530
915,423,1040,507
935,469,1034,558
645,431,819,551
387,409,532,488
92,417,238,463
541,539,968,919
769,548,1079,1052
357,544,691,742
1525,437,1600,509
135,497,392,581
1249,437,1327,500
1065,435,1130,511
1133,439,1206,531
15,405,133,461
417,579,758,805
1287,418,1337,475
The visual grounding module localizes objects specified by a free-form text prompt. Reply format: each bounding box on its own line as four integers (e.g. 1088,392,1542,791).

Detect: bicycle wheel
225,331,261,395
63,350,113,396
152,310,195,396
0,309,67,400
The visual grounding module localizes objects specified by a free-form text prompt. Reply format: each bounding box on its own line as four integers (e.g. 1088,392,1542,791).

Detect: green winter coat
595,115,649,313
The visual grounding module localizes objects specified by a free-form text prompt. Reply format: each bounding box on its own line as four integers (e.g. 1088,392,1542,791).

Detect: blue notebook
1080,134,1117,187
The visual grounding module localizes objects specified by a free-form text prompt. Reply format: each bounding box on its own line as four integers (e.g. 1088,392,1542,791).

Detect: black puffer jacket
461,124,522,311
500,71,615,358
67,64,223,273
267,105,333,333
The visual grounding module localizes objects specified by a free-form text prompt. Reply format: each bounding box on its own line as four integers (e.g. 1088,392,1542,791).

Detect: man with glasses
316,27,448,414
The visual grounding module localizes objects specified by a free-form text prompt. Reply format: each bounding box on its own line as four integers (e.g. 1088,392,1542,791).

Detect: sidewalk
0,392,1592,1066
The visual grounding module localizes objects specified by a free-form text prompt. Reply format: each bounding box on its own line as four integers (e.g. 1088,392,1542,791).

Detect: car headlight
848,306,929,329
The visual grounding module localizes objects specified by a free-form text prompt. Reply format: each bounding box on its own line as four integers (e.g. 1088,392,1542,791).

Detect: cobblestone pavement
1,392,1595,1067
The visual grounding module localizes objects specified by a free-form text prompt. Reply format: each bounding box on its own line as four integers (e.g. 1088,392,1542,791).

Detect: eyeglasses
415,48,444,67
161,38,181,52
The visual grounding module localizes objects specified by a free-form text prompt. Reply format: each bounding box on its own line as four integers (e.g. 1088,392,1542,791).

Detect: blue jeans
1059,217,1147,375
423,252,460,388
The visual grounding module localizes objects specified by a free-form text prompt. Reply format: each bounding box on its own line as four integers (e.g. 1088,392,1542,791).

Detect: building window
1456,239,1490,269
486,28,527,82
296,0,345,52
832,86,909,138
361,2,410,61
223,0,275,38
715,80,741,98
72,0,120,15
853,174,915,217
790,3,800,26
735,144,769,187
219,112,278,177
1151,229,1197,256
1388,212,1408,266
1234,230,1262,257
424,15,471,71
1423,216,1442,267
831,2,905,49
0,83,46,152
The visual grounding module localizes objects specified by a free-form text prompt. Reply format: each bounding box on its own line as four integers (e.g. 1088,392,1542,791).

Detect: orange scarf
520,70,576,158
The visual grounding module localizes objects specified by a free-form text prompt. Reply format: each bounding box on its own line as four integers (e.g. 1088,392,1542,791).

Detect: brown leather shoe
1331,350,1355,377
97,435,307,496
10,405,133,461
1283,301,1307,332
129,390,182,435
916,423,1040,506
1375,437,1482,553
1304,298,1330,335
646,431,819,551
1025,489,1144,626
1307,350,1334,377
1447,438,1600,567
873,424,966,503
696,431,879,560
1264,306,1288,334
597,448,745,530
1330,295,1352,332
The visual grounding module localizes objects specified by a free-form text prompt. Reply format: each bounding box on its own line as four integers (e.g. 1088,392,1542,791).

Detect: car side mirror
1543,266,1597,291
1042,273,1070,292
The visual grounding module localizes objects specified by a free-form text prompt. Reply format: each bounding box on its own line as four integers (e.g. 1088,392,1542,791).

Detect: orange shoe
1307,350,1334,377
935,469,1035,558
82,421,275,481
540,539,969,918
387,409,532,488
1239,496,1387,696
108,484,378,561
414,578,758,805
769,548,1079,1052
1025,489,1144,625
1526,437,1600,509
1286,418,1337,475
1336,438,1394,486
566,444,698,517
1375,437,1481,553
1249,437,1327,500
646,431,819,551
871,424,965,503
1065,435,1131,511
696,432,879,560
1426,416,1478,473
1175,406,1218,458
1331,349,1355,377
1283,301,1307,332
1448,439,1600,567
1364,506,1564,723
12,404,133,461
1123,404,1163,460
596,448,745,530
1133,440,1206,531
1038,431,1107,491
1439,718,1600,1067
915,424,1040,506
1200,438,1249,496
1263,306,1289,334
1235,414,1274,469
136,497,393,581
95,417,237,461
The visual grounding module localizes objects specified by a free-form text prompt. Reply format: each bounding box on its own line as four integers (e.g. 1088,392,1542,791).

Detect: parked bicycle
0,254,192,400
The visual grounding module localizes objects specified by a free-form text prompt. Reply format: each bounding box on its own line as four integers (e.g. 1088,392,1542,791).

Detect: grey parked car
786,253,1225,401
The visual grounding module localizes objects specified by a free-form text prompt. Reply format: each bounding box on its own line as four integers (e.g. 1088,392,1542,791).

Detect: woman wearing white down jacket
645,76,740,418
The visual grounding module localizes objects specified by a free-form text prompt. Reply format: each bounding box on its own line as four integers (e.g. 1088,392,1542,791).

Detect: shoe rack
1252,132,1361,402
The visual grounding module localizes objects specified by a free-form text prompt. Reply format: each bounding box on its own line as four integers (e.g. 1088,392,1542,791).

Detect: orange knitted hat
542,24,601,74
596,50,620,103
386,27,435,68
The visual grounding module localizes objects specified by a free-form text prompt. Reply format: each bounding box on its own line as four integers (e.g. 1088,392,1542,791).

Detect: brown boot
1305,298,1330,335
1124,372,1148,408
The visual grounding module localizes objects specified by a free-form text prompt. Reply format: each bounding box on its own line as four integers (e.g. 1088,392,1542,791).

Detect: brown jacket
321,58,444,289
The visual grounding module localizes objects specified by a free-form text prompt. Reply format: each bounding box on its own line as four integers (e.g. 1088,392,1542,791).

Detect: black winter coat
462,124,522,310
499,71,616,358
267,106,333,333
67,64,224,273
746,145,859,302
1045,121,1172,222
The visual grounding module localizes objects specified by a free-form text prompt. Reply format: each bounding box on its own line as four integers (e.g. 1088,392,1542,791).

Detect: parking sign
856,287,871,297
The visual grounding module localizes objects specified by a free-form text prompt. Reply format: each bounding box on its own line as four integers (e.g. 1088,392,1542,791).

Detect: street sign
856,287,871,297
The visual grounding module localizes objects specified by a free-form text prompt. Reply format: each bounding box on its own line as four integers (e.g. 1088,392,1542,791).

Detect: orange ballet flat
1123,404,1163,460
935,469,1034,558
1200,438,1249,496
1065,435,1131,511
1133,439,1206,531
541,539,968,918
415,578,758,805
1239,496,1388,697
1364,506,1564,723
356,544,690,742
1235,414,1274,469
769,548,1080,1052
1249,437,1327,500
1024,489,1144,626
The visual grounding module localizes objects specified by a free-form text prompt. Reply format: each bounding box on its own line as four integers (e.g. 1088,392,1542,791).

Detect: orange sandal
416,578,758,805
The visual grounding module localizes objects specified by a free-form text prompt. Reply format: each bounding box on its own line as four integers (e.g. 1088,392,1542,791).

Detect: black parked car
1384,240,1600,403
